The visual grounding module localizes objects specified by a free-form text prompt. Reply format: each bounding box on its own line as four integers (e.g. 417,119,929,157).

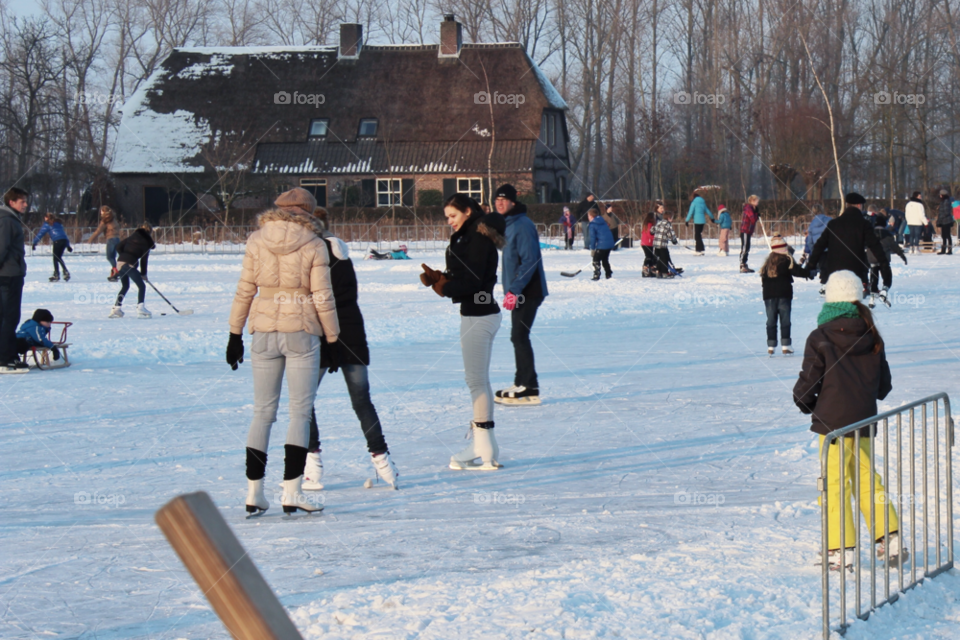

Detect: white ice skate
281,476,323,515
371,451,399,489
245,478,269,518
137,303,152,319
782,346,794,355
449,422,502,471
878,533,909,566
301,451,323,490
767,347,775,356
108,305,124,318
817,548,855,571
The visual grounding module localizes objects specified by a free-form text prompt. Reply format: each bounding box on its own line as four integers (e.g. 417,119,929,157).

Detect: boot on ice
449,421,501,471
281,445,322,514
301,450,323,490
371,451,399,488
137,303,152,319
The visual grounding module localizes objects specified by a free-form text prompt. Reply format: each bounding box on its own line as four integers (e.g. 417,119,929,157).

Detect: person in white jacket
904,191,929,253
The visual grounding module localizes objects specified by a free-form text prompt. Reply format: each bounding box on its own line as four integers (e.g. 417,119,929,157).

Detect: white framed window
457,177,484,203
377,178,402,206
308,119,329,138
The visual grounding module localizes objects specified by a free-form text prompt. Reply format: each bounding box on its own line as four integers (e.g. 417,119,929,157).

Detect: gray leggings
460,313,501,422
245,331,321,452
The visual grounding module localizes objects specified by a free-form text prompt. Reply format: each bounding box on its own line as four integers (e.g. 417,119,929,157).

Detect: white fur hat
824,270,864,303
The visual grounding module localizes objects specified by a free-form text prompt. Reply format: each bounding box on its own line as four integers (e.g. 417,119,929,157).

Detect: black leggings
115,264,146,306
740,233,752,266
52,239,69,276
941,225,954,251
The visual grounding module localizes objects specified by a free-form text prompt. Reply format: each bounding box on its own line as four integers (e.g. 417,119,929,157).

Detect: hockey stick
758,217,773,251
145,279,194,315
560,238,623,277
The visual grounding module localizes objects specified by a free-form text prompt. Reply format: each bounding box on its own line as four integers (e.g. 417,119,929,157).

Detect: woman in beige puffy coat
226,188,341,517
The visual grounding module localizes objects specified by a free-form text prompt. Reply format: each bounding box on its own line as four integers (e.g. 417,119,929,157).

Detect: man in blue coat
494,184,548,406
587,209,615,280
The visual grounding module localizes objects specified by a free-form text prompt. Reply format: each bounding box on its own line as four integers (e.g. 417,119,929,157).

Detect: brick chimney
438,14,462,59
339,23,362,60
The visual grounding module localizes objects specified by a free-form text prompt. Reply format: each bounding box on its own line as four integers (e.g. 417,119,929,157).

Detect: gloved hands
420,264,441,287
684,222,689,228
326,338,344,373
67,246,73,253
502,292,518,311
226,333,244,370
52,346,60,361
671,238,678,245
431,274,448,297
31,244,36,251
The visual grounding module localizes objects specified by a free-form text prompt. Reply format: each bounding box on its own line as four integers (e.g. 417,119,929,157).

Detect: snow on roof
111,109,211,173
527,56,567,110
175,54,235,80
175,45,337,55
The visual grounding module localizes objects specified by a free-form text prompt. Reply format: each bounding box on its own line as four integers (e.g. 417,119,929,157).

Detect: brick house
110,16,571,224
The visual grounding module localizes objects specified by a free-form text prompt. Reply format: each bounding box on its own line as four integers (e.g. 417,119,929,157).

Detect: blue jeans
309,364,388,454
246,331,320,452
907,225,922,247
115,264,146,305
764,298,792,347
106,237,120,268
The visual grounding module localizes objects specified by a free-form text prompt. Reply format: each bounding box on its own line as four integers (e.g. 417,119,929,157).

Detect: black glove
31,244,36,251
52,346,60,361
67,246,73,253
325,339,343,373
226,333,244,370
684,222,689,228
672,238,678,245
902,256,908,265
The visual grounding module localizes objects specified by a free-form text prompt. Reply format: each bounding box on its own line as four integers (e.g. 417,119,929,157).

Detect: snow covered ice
2,246,959,639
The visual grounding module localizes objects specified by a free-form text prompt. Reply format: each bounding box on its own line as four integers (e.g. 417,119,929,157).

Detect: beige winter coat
229,209,340,340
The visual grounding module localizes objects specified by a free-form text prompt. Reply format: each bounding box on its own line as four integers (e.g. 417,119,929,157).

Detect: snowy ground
1,243,959,639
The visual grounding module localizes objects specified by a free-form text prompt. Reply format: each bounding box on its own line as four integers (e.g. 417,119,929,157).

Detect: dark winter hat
275,187,317,214
494,184,518,203
844,192,866,205
32,309,53,323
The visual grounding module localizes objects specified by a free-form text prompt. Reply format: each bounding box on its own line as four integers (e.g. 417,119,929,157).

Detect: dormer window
358,118,378,137
309,119,329,138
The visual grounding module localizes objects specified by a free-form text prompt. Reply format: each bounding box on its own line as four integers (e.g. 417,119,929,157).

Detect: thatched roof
111,43,566,175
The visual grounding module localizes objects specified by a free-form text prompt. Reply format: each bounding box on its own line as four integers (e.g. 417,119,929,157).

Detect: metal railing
819,393,954,638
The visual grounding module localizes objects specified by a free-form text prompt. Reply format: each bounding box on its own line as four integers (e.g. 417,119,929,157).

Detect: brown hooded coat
229,208,340,339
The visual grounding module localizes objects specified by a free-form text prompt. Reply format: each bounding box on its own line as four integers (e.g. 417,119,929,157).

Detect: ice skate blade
449,460,503,471
245,505,268,518
301,481,324,491
282,504,323,514
494,396,541,406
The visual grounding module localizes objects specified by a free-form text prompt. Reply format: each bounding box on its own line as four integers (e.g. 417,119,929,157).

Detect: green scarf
818,302,860,326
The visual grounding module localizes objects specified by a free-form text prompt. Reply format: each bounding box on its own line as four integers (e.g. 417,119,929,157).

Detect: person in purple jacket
32,213,72,282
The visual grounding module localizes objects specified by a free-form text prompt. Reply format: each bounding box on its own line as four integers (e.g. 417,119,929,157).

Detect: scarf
818,302,860,326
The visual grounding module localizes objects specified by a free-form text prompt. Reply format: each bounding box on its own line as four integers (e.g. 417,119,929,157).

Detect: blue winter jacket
718,210,732,229
501,203,549,299
685,196,715,224
587,217,615,250
16,319,54,348
804,214,832,255
33,221,71,247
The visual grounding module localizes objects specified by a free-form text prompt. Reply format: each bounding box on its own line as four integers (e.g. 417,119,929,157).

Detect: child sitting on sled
16,309,62,361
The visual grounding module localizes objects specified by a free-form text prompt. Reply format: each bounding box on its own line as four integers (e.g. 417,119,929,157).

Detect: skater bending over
16,309,61,362
32,213,72,282
227,188,340,516
109,223,155,319
301,208,399,490
420,193,506,470
652,211,679,278
587,209,615,280
793,270,904,571
760,235,810,355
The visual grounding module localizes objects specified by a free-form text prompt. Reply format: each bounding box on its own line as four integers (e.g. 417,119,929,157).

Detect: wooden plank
155,491,304,640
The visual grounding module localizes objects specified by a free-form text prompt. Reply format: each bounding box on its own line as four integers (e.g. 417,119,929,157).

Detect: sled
27,321,72,370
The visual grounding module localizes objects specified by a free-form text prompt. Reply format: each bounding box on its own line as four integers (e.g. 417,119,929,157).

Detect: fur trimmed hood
476,212,506,249
256,207,323,255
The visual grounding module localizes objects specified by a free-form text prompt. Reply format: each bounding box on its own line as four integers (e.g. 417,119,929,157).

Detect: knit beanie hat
770,235,788,253
824,270,863,303
33,309,53,323
275,188,317,214
495,184,518,203
718,204,726,212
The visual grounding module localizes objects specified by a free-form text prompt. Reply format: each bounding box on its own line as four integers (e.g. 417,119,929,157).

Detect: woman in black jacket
109,223,156,319
300,211,399,489
936,189,954,255
420,194,506,470
759,235,810,355
793,270,902,570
